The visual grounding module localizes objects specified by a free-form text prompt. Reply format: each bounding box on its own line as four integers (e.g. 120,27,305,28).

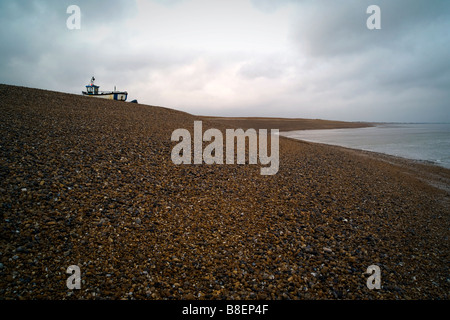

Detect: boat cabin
85,84,99,95
85,77,99,95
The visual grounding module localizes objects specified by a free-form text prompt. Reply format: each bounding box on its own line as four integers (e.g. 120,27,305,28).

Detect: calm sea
280,123,450,169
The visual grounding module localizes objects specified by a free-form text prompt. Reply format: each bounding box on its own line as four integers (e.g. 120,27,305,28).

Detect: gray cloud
284,0,450,121
0,0,449,122
293,0,450,57
238,54,292,79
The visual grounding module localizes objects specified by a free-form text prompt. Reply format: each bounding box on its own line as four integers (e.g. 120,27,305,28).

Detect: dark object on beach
130,99,138,103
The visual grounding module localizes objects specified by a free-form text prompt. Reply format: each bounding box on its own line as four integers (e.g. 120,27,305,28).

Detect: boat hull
82,91,128,101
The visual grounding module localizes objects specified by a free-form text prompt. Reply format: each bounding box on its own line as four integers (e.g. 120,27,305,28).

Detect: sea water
280,123,450,169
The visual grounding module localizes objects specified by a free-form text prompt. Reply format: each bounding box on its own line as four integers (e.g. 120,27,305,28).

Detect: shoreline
201,115,450,178
280,135,450,195
278,124,450,172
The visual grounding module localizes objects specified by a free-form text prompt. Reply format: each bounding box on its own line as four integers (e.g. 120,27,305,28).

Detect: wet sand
0,84,448,300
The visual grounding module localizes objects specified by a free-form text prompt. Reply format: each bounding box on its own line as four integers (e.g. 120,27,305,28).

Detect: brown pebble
0,84,448,301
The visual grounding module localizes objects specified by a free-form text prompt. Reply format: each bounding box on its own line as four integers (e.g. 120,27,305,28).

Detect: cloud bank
1,0,449,122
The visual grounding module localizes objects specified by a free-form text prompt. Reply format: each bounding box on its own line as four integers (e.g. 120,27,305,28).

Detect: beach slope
0,84,448,300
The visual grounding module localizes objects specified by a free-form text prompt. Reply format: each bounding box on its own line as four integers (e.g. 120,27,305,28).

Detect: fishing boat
82,77,128,101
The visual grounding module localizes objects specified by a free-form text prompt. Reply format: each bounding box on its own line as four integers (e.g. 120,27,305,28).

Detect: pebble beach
0,84,449,300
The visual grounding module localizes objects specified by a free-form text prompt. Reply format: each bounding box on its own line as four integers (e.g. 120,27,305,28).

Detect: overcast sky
1,0,449,122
